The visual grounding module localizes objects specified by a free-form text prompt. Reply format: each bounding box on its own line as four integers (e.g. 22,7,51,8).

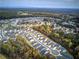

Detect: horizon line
0,7,79,9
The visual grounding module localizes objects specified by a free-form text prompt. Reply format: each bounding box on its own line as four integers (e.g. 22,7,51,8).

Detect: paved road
0,28,73,59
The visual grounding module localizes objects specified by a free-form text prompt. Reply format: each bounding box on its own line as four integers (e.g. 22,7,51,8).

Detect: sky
0,0,79,8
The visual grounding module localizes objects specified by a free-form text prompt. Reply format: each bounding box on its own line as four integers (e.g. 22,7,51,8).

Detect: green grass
0,54,7,59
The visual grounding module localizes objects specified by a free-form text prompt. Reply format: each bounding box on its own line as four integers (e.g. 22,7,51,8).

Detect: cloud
0,0,79,8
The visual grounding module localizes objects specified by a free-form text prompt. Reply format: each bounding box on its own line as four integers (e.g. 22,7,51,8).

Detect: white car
40,36,44,39
28,36,32,39
30,39,34,42
44,39,48,42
